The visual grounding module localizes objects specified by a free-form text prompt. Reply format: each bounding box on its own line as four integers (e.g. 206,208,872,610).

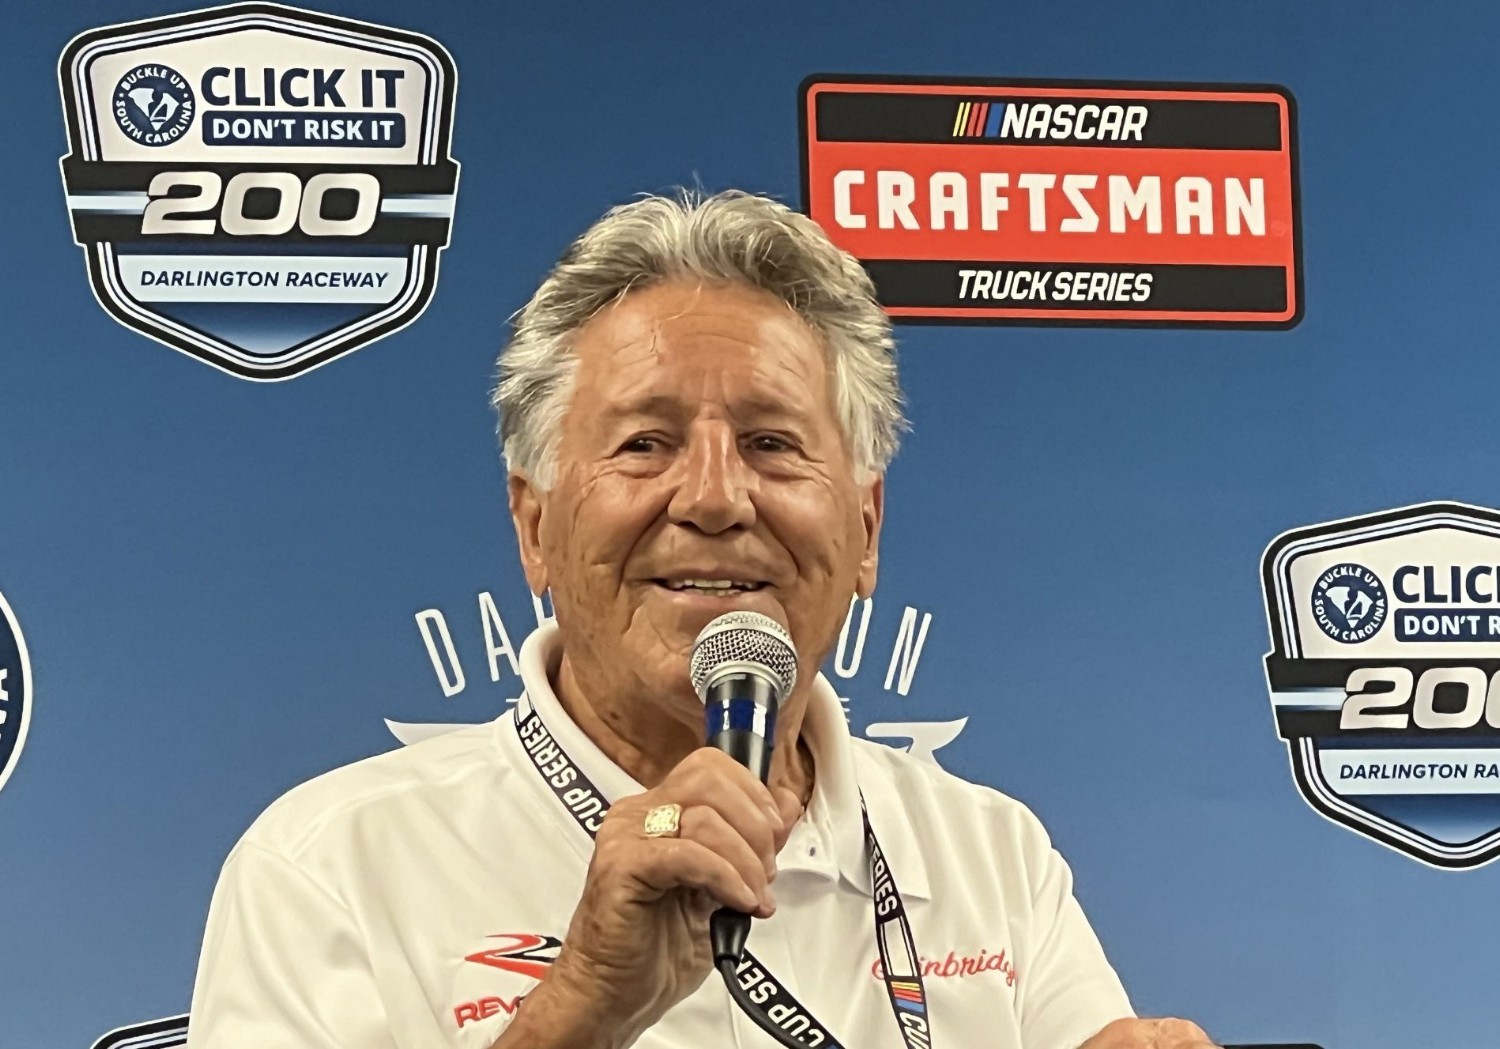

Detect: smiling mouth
651,578,769,595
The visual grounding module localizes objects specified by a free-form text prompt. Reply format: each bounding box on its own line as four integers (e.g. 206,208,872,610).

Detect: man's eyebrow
734,394,815,423
598,393,814,424
598,394,684,423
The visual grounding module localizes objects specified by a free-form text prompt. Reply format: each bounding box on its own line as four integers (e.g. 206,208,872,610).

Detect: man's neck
552,654,816,807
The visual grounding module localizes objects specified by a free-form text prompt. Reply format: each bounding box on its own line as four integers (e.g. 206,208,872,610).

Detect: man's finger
1153,1017,1216,1048
676,748,780,817
659,757,782,869
771,786,802,853
633,838,762,914
679,804,773,898
1079,1017,1219,1049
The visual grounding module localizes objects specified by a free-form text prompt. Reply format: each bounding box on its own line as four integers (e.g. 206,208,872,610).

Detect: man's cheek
557,528,633,585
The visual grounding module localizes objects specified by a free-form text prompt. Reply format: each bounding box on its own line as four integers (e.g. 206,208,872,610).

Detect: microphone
689,611,798,968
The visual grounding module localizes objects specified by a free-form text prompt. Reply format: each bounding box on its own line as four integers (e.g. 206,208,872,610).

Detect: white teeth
665,578,758,592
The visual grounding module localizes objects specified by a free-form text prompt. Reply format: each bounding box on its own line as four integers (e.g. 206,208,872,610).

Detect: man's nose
666,423,756,534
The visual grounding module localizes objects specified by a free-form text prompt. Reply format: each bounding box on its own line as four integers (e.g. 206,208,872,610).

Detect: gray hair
491,189,906,488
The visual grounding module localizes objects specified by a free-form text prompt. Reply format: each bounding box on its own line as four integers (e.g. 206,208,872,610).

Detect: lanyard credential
514,700,934,1049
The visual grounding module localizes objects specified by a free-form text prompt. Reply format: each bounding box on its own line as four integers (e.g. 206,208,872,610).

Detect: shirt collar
512,621,931,901
800,673,932,900
515,619,645,804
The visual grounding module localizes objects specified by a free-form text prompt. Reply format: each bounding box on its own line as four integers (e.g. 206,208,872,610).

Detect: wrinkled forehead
568,283,836,423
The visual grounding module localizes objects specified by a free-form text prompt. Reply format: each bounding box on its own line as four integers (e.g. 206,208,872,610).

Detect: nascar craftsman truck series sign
801,76,1300,328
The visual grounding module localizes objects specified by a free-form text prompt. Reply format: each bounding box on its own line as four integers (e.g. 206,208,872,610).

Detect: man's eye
748,434,794,453
619,436,663,454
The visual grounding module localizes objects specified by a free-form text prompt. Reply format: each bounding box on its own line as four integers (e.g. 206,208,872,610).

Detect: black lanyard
514,698,933,1049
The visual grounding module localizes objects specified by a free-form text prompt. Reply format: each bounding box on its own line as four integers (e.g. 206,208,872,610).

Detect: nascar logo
951,99,1148,141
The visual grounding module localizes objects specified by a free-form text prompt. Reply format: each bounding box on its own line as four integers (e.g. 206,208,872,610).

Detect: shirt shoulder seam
248,733,507,861
232,837,356,916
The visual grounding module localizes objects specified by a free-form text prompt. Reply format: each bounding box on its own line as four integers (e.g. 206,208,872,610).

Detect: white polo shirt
188,624,1133,1049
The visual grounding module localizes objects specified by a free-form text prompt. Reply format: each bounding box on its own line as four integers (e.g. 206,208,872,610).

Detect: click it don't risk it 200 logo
1263,502,1500,869
58,3,459,380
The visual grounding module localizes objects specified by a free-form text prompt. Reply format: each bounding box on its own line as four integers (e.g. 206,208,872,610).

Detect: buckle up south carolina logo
0,588,32,799
58,3,459,380
1263,502,1500,868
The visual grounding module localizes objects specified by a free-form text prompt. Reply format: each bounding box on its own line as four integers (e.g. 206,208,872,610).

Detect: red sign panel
800,76,1301,327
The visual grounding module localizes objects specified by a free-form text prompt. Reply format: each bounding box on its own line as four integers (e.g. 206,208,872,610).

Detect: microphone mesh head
689,611,798,700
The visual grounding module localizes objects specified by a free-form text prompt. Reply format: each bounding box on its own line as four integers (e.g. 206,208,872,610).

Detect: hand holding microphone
500,613,800,1049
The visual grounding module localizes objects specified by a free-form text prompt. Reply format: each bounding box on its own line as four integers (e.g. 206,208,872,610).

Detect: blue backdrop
4,2,1498,1046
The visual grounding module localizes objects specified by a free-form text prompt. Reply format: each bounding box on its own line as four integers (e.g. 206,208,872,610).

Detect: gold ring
643,803,683,838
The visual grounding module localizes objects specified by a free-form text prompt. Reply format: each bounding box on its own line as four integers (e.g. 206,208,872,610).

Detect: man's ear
855,475,884,599
508,472,549,595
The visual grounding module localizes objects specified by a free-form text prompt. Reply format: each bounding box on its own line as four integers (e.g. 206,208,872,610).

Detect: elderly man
188,191,1216,1049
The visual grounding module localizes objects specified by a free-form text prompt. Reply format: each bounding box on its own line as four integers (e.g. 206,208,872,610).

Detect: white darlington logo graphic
398,591,967,766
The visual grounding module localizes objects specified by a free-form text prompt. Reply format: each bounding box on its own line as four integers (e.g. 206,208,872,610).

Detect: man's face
509,280,883,719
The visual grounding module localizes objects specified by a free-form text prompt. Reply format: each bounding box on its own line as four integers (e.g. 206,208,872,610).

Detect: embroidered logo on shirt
464,932,562,980
453,933,562,1028
872,947,1018,987
453,995,525,1029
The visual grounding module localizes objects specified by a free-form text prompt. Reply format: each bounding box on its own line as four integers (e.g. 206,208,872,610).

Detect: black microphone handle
703,672,782,966
710,908,753,969
703,670,780,782
706,727,773,782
